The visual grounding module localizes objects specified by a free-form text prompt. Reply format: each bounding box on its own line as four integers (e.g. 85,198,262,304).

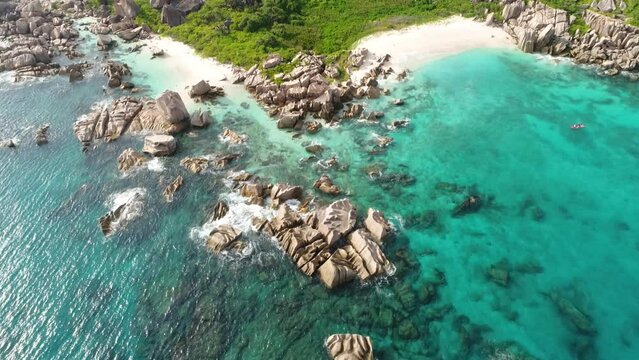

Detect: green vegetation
133,0,500,67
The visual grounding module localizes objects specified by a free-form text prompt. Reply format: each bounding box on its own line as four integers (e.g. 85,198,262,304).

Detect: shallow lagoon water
0,31,638,360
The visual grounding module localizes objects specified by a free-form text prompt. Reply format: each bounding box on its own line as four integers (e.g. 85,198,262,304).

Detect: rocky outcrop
0,1,81,78
0,139,16,148
117,148,147,172
73,95,190,149
502,0,570,55
206,225,243,253
224,175,393,288
502,0,639,72
160,0,203,27
325,334,374,360
143,134,177,156
104,61,131,88
238,51,391,131
163,175,183,202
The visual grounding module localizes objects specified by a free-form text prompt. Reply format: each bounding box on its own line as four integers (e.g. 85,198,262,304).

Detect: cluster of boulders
500,0,639,73
158,0,204,27
104,60,133,88
188,79,225,101
73,90,191,150
572,10,639,73
90,13,151,44
234,50,392,131
0,0,85,80
205,174,395,289
325,334,374,360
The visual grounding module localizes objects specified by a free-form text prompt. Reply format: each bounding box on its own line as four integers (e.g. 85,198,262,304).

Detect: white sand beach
351,16,515,80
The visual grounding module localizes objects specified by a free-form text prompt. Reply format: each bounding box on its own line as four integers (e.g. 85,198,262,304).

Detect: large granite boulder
114,0,141,19
270,183,303,205
325,334,374,360
317,199,357,245
156,91,189,124
161,5,185,27
189,80,211,97
143,134,177,156
176,0,204,14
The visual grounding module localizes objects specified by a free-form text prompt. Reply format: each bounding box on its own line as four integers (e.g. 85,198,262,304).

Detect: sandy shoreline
134,16,514,102
351,16,515,80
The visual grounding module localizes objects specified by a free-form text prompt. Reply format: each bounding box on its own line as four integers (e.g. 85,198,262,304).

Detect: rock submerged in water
452,195,482,217
35,124,49,145
190,109,213,128
99,192,142,236
163,175,183,202
325,333,373,360
0,139,16,148
222,128,247,144
549,292,596,335
143,134,177,156
117,148,147,172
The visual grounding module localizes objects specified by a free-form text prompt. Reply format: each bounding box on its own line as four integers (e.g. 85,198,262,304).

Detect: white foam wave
104,188,147,233
147,158,165,172
190,192,276,242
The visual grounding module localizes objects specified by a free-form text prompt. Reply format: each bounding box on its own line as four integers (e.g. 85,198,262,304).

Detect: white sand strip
351,16,515,81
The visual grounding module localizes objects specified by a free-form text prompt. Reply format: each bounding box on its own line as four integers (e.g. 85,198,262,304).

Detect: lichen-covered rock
143,134,176,156
325,334,373,360
117,148,147,172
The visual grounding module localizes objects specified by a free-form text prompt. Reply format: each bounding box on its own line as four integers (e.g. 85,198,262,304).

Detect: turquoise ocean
1,28,638,360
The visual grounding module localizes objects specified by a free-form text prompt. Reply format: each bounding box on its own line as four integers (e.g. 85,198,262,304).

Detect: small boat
571,123,585,130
